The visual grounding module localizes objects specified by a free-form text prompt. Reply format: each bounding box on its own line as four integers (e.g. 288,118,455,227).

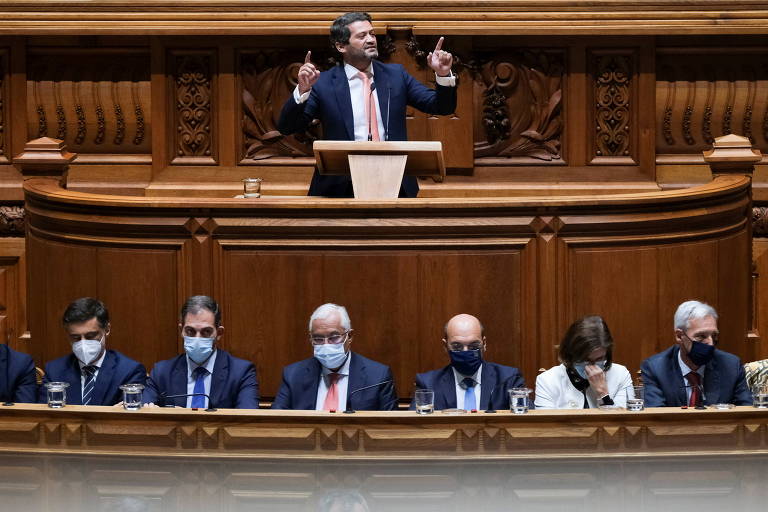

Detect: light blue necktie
191,366,208,408
462,377,476,411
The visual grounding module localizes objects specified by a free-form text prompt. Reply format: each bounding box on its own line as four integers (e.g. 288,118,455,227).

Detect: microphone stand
344,379,393,414
158,392,217,412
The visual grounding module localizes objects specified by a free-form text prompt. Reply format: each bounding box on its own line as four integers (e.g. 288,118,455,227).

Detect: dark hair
181,295,221,327
62,297,110,329
558,315,614,370
330,12,372,49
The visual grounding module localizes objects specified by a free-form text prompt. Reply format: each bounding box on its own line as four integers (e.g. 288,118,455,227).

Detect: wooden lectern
313,140,446,199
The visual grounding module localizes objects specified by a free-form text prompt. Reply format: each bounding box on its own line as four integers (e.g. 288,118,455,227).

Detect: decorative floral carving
470,50,563,160
594,54,631,157
753,207,768,237
663,106,674,145
0,206,24,236
683,105,694,145
241,51,329,159
132,81,145,145
174,54,213,157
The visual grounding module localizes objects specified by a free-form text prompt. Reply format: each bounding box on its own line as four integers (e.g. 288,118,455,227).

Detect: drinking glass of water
508,387,531,414
45,381,69,408
752,384,768,408
627,385,644,411
120,383,145,411
414,389,434,414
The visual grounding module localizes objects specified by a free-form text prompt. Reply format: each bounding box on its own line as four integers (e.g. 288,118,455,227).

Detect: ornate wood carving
753,207,768,237
26,50,151,155
593,52,633,159
656,51,768,155
0,206,24,236
172,51,215,163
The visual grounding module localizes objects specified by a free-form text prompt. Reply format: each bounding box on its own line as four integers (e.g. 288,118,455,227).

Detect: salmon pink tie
323,372,340,411
358,72,380,141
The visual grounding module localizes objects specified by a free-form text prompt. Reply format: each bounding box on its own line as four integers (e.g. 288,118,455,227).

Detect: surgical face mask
184,336,215,365
313,343,348,369
687,339,715,367
72,337,104,365
573,360,606,379
449,349,483,376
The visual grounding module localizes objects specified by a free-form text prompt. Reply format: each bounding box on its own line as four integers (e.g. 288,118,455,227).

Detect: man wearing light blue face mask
41,297,146,406
641,300,751,407
144,295,259,409
412,314,525,411
272,303,397,411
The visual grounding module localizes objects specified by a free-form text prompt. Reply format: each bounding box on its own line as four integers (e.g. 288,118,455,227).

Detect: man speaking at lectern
277,12,457,198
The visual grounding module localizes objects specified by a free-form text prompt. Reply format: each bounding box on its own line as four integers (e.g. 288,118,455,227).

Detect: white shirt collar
77,349,106,371
677,347,705,378
187,349,218,376
344,62,374,81
321,351,352,378
451,364,483,388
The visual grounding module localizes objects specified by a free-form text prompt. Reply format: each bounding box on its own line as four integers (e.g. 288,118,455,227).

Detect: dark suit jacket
413,361,526,410
271,352,397,410
277,60,458,198
641,345,752,406
0,344,37,403
40,349,146,406
144,349,259,409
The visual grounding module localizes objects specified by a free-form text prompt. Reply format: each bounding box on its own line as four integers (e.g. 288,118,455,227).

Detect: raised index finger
433,37,444,52
304,51,312,64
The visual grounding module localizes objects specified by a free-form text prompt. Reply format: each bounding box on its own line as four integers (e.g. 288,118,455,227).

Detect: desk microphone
367,82,376,141
147,375,217,411
344,379,393,413
681,384,707,409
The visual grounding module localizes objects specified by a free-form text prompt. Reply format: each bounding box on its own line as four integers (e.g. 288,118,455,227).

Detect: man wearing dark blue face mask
412,314,525,411
144,295,259,409
641,300,751,407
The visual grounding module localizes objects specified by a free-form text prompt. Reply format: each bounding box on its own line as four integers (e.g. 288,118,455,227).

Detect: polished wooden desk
1,403,766,460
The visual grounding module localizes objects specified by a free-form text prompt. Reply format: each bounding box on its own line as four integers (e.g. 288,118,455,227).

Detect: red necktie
686,371,702,406
357,72,380,141
323,373,340,411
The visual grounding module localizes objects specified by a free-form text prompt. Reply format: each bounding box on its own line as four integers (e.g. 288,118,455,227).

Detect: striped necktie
82,365,97,405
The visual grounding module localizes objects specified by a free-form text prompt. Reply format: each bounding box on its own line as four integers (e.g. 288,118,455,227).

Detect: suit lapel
480,362,496,410
210,350,229,408
331,66,355,140
670,346,688,406
90,350,115,406
300,358,322,409
65,356,84,405
703,354,721,405
347,352,363,409
0,345,8,402
372,61,391,139
170,356,188,407
437,367,457,409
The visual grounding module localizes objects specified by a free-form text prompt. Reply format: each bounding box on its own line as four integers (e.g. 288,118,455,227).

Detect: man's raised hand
426,37,453,77
298,50,321,94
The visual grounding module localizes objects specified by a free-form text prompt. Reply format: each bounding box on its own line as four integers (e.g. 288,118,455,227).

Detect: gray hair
674,300,718,331
309,303,352,331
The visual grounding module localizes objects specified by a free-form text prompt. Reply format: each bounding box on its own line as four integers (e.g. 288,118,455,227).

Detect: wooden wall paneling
0,237,26,353
752,235,768,358
638,36,657,180
169,48,217,166
0,46,8,167
151,37,167,179
217,41,236,168
386,28,428,143
717,230,752,361
566,42,588,167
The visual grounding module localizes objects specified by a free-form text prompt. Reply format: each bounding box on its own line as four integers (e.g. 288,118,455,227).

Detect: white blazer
534,363,633,409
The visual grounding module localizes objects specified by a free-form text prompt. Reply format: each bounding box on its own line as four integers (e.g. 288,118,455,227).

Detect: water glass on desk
242,177,262,198
508,387,531,414
120,383,145,411
627,385,644,411
414,389,434,415
752,384,768,408
45,381,69,408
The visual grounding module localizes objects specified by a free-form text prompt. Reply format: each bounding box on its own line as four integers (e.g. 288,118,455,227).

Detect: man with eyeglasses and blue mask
144,295,259,408
641,300,751,407
413,314,525,411
40,297,145,405
272,303,397,410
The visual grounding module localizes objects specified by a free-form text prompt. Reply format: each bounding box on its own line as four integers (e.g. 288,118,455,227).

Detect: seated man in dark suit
0,344,37,403
641,300,752,407
144,295,259,409
41,297,146,406
272,303,397,411
414,314,525,411
277,11,457,198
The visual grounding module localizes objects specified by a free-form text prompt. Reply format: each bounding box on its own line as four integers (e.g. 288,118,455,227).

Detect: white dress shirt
451,365,483,410
534,363,633,409
315,352,352,411
77,350,107,398
678,349,706,404
292,63,456,142
186,350,217,408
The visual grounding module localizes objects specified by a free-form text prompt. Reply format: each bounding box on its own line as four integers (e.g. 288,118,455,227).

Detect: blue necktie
463,377,476,411
191,366,208,408
82,365,97,405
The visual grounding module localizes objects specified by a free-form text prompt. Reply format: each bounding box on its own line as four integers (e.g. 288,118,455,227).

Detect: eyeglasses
683,331,719,344
309,331,350,346
447,341,483,351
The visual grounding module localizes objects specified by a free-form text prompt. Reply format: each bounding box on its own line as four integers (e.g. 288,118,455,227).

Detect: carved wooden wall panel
170,49,216,165
0,49,6,164
25,49,151,160
656,49,768,156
